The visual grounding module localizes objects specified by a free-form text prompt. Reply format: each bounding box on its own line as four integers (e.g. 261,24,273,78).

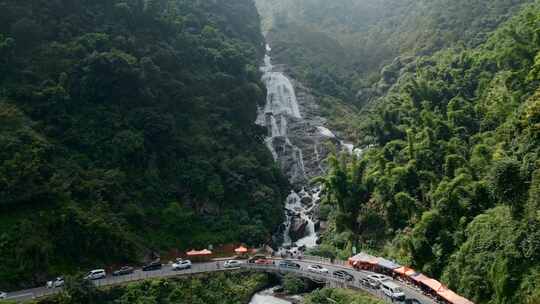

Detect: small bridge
242,259,436,304
5,257,437,303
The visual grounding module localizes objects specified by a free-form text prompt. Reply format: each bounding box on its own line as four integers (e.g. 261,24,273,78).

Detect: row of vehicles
46,259,194,289
275,261,408,302
39,257,417,303
359,274,408,302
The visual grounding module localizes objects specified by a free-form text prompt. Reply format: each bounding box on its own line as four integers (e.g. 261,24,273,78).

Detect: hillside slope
0,0,287,289
316,3,540,303
257,0,533,107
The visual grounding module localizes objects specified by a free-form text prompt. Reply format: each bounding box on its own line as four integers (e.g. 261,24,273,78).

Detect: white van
85,269,106,280
381,281,406,301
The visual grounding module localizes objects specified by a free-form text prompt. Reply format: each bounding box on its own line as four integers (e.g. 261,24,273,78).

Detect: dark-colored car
359,277,372,288
142,261,162,271
405,299,422,304
333,270,354,282
361,276,380,289
113,266,135,276
248,255,268,263
278,260,301,269
254,259,274,265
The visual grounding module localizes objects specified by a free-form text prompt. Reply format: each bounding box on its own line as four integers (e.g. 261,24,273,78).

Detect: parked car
254,259,274,265
142,261,162,271
223,260,243,268
84,269,106,280
47,277,65,288
0,291,6,299
248,255,267,263
307,264,329,274
172,259,192,270
113,266,134,276
367,274,391,287
381,281,406,301
405,299,422,304
332,270,354,282
363,276,381,289
278,260,301,269
359,277,372,288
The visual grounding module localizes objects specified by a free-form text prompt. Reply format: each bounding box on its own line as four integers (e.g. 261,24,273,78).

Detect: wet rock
289,216,308,242
301,195,312,205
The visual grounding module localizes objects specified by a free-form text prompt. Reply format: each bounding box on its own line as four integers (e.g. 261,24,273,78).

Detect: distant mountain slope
256,0,533,108
315,2,540,303
0,0,287,289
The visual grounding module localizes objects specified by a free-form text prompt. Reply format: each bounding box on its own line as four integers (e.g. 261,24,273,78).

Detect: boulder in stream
289,216,308,242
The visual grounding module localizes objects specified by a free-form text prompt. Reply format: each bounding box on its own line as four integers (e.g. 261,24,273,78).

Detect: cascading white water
257,47,306,183
250,287,292,304
257,45,318,249
257,45,365,252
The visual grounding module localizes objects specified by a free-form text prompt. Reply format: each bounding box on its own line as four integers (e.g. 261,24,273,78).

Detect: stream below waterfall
249,288,293,304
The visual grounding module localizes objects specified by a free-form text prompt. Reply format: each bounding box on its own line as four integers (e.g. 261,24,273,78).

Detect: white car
367,274,391,287
307,264,329,274
172,259,192,270
0,291,7,299
381,281,406,301
47,277,65,288
85,269,106,280
223,260,243,268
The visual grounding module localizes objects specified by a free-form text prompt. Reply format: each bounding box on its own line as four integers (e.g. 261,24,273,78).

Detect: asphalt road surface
3,258,439,304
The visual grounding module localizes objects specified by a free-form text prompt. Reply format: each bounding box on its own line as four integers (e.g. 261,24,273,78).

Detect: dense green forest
257,0,533,108
34,272,270,304
309,2,540,304
0,0,288,289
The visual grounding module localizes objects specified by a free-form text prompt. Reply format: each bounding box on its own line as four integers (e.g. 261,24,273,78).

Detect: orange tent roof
437,288,475,304
235,246,248,253
186,249,212,256
411,274,444,291
411,274,475,304
348,252,379,265
394,266,417,276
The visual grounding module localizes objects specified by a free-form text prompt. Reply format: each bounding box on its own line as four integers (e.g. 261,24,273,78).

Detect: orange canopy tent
411,274,444,291
187,249,213,256
234,246,248,254
348,252,379,267
394,266,417,277
437,288,475,304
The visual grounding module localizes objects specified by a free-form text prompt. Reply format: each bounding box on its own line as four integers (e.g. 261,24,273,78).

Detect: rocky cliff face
257,45,354,248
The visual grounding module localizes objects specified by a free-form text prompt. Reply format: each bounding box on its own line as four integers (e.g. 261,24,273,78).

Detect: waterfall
258,44,362,251
257,46,319,250
257,49,306,185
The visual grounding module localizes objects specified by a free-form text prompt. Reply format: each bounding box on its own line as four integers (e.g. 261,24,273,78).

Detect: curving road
3,257,438,304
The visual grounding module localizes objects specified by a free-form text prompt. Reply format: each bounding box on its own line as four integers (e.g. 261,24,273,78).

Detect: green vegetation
314,2,540,303
305,288,384,304
258,0,533,104
256,0,533,135
36,272,271,304
0,0,288,289
282,273,308,294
